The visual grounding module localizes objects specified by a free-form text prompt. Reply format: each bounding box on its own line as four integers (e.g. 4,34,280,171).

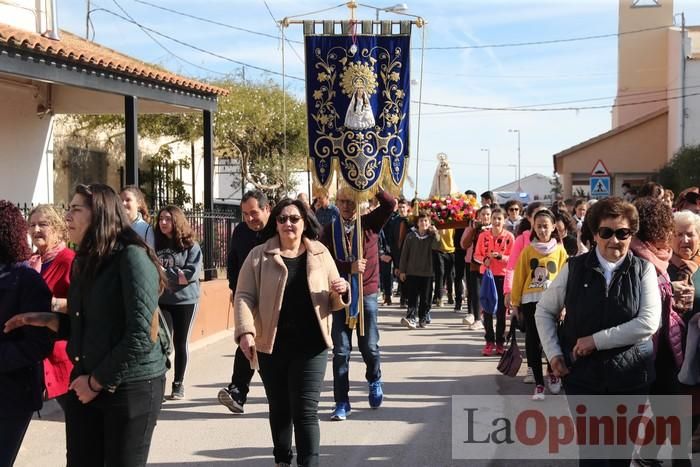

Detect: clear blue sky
56,0,700,197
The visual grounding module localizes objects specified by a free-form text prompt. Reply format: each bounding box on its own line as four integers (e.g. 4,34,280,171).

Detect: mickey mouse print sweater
511,239,568,307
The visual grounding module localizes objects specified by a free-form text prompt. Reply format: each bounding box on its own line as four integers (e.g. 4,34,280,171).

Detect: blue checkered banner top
304,24,411,192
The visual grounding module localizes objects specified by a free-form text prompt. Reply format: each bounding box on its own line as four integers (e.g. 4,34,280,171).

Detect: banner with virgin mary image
304,24,410,192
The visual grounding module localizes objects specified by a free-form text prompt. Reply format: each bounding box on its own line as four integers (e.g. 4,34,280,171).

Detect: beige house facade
554,0,700,197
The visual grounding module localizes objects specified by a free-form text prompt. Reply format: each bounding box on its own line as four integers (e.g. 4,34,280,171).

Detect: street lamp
507,164,517,184
480,148,490,191
374,3,409,20
508,129,522,192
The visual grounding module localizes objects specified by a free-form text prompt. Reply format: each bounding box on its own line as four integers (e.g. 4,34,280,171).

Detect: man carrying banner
322,186,394,421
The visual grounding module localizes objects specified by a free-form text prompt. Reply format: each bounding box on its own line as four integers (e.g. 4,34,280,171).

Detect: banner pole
356,191,365,336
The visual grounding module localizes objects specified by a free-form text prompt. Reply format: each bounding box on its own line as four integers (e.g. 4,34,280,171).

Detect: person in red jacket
473,207,514,356
27,205,75,410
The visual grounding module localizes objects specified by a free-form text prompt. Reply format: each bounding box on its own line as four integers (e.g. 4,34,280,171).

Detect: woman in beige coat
234,198,348,467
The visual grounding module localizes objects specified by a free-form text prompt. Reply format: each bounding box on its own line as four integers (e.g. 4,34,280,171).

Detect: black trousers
521,301,549,386
432,251,455,300
258,348,327,467
563,381,648,467
161,303,199,383
230,346,255,400
483,275,506,344
466,269,480,320
453,252,466,305
379,260,393,299
0,412,32,466
65,375,165,467
405,275,432,322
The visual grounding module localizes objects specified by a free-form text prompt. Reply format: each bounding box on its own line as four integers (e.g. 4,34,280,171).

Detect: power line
423,24,674,50
132,0,303,44
414,90,700,113
107,0,233,77
418,84,700,116
262,0,305,64
90,5,305,81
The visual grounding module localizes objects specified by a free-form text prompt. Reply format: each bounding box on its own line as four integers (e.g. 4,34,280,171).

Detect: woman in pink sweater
473,207,514,356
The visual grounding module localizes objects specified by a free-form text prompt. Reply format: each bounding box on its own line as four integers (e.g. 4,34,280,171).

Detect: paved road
13,304,694,466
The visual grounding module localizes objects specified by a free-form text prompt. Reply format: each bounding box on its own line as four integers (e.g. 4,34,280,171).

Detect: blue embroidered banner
304,33,410,192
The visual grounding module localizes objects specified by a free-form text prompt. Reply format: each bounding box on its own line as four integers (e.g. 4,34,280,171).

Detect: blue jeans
332,293,381,404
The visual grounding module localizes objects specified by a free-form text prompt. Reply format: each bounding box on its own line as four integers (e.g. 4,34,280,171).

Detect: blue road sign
590,176,611,198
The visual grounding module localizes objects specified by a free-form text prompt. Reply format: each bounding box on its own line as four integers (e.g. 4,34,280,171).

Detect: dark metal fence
16,202,239,281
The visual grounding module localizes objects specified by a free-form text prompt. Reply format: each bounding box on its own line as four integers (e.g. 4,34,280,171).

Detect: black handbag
497,325,523,377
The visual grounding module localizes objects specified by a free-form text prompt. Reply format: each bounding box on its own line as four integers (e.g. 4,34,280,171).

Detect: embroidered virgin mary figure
342,62,377,130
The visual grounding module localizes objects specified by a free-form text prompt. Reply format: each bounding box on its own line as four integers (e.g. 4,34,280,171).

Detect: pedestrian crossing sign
590,176,610,198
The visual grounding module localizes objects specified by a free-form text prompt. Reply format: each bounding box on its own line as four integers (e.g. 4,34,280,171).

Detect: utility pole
86,0,91,39
481,148,491,191
508,129,522,192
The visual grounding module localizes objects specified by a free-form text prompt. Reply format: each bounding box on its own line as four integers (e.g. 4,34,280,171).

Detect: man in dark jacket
321,186,395,421
217,190,270,414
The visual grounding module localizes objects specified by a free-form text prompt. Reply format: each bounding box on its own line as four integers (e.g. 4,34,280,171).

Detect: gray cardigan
157,242,202,305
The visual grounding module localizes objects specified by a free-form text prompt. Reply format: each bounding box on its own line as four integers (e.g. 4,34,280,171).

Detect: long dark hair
154,205,195,252
261,198,322,242
0,200,31,263
516,201,545,236
72,184,166,291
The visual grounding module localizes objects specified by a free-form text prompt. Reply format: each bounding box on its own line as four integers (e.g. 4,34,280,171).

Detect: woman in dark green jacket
5,184,169,467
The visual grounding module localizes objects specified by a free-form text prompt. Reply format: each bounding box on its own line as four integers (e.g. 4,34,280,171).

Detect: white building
491,173,554,202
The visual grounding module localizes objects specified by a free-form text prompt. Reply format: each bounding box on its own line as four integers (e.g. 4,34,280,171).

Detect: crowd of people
2,180,700,466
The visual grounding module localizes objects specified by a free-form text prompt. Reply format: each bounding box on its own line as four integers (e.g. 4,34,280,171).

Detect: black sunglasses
276,214,302,224
597,227,634,240
683,191,700,204
508,207,520,212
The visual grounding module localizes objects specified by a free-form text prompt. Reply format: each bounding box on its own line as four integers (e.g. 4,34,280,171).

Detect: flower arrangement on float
417,193,479,229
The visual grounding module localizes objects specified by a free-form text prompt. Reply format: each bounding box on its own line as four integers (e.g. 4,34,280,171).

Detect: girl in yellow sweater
511,209,568,401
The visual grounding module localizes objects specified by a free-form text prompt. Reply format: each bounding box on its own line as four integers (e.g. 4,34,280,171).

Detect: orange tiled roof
0,23,227,96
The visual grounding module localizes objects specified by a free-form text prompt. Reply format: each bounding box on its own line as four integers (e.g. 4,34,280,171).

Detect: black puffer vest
560,251,655,392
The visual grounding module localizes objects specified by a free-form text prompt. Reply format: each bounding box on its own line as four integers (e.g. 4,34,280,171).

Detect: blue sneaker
331,401,351,421
368,380,384,409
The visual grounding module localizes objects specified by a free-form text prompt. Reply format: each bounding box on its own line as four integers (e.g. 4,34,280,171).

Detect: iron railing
16,203,239,281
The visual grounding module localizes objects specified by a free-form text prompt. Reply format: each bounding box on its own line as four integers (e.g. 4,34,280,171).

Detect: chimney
44,0,61,40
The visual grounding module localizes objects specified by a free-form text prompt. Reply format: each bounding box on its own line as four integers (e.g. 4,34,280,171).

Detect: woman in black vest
535,197,662,466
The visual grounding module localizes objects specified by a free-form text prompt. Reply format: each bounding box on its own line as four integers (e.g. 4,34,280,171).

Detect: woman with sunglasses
535,197,661,465
154,205,202,401
234,198,348,467
5,184,169,466
675,187,700,214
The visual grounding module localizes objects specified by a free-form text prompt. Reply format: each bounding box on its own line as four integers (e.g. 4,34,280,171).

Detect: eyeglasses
336,199,355,205
508,208,520,212
597,227,634,240
683,192,700,204
276,214,302,224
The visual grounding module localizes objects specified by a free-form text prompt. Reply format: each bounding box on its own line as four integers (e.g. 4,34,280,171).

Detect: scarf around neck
670,252,700,281
28,241,66,273
530,238,558,255
630,237,671,276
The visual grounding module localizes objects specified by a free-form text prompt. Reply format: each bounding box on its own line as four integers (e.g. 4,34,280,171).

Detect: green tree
213,79,307,200
550,171,563,200
657,145,700,194
67,79,308,201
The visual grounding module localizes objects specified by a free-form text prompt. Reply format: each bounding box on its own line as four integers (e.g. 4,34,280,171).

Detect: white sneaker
523,367,535,384
471,320,484,331
547,373,561,395
401,317,417,329
462,314,475,326
532,385,545,401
